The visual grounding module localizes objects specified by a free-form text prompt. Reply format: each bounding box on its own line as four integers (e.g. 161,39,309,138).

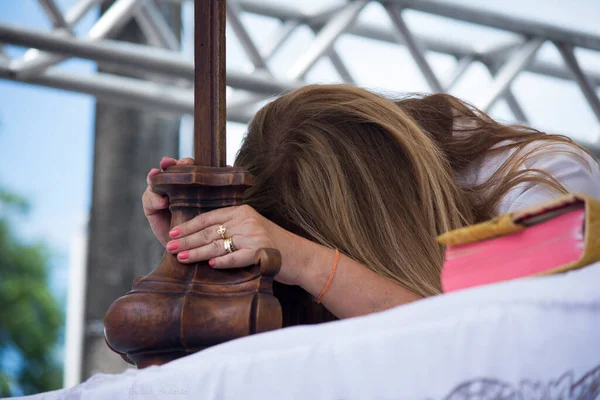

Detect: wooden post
103,0,282,368
194,0,226,167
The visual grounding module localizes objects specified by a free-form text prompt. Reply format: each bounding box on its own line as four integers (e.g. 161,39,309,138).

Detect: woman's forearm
297,241,422,319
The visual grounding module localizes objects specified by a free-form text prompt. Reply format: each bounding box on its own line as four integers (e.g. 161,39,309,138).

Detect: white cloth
24,262,600,400
21,143,600,400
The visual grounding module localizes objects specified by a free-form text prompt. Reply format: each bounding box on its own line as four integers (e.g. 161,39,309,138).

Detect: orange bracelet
316,249,340,304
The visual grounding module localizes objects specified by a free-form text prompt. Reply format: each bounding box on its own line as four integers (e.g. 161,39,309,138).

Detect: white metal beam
0,0,598,138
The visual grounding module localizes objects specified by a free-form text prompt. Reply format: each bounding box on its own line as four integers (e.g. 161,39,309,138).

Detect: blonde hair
235,84,594,312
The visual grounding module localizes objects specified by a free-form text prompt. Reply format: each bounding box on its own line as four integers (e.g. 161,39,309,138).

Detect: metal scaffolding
1,0,600,146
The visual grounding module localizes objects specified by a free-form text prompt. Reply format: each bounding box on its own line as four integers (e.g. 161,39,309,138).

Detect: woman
142,84,600,320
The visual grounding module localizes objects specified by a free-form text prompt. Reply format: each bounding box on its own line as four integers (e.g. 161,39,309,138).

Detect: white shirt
464,141,600,214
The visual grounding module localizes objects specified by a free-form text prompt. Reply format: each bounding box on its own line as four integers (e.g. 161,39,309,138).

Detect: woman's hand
142,156,194,246
143,157,421,318
166,204,317,286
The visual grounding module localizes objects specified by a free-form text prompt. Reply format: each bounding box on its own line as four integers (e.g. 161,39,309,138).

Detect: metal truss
1,0,600,148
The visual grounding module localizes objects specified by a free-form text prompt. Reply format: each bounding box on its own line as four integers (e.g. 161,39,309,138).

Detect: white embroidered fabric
22,261,600,400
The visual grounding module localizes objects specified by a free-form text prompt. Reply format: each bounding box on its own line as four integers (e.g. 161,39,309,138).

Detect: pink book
439,194,599,293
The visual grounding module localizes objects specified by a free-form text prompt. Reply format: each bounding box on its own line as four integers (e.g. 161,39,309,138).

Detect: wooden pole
194,0,226,167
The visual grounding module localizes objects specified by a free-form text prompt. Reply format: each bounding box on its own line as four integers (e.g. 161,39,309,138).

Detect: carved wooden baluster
103,0,282,368
194,0,226,167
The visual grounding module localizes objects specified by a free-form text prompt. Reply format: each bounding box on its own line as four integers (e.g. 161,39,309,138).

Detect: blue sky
0,1,98,301
1,0,600,379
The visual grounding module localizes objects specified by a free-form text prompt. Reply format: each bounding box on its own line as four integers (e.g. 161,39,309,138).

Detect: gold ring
223,236,236,254
217,225,226,239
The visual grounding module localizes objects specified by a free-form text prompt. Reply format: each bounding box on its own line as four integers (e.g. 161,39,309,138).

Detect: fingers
169,205,247,239
148,156,191,195
163,204,275,272
166,223,236,253
149,157,192,188
142,187,169,216
147,168,160,185
211,249,255,269
177,157,194,165
159,156,178,171
144,168,169,215
174,235,248,264
159,156,194,171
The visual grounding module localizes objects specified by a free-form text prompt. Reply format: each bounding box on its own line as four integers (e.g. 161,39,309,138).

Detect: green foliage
0,187,63,396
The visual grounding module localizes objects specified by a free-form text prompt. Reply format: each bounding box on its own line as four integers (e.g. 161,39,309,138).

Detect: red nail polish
209,259,216,267
166,241,179,252
178,251,189,261
170,227,181,238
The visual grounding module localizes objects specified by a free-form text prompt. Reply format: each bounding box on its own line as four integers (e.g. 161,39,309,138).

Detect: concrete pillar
81,2,181,380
